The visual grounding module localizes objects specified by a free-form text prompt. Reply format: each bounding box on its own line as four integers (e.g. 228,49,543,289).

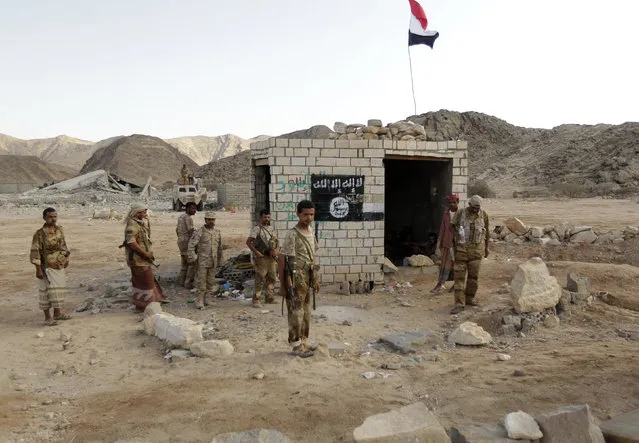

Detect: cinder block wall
217,182,251,208
250,138,468,283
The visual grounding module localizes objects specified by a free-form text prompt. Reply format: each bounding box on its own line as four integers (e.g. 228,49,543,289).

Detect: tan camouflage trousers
195,265,216,306
179,254,196,287
453,245,484,306
254,255,276,303
282,268,312,347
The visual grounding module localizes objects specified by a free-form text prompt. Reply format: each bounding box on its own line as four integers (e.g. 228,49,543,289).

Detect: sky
1,0,637,141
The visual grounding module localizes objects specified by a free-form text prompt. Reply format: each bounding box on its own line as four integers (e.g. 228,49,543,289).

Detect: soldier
431,194,459,293
180,164,189,185
450,195,490,314
246,209,279,308
176,202,197,288
278,200,320,358
30,207,72,325
188,212,223,309
123,203,165,310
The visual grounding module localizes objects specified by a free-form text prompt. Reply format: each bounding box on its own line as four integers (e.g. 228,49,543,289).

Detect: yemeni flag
408,0,439,48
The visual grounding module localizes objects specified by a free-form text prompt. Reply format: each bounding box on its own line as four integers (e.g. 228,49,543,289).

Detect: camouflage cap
469,195,483,208
204,211,216,219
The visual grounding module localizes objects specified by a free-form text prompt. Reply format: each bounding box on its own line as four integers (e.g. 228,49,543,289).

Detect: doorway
384,157,452,264
253,164,271,225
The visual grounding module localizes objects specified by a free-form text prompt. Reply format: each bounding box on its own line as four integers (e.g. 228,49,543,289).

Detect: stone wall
217,182,251,209
250,138,468,283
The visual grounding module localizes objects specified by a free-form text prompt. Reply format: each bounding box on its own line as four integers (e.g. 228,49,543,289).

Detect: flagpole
408,45,417,116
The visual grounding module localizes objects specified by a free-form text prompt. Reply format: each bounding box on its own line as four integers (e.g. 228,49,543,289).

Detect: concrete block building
249,138,468,284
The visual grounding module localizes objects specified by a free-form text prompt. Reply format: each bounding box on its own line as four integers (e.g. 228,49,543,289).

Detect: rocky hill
0,155,77,185
406,110,639,196
80,135,199,186
166,134,269,166
0,134,98,170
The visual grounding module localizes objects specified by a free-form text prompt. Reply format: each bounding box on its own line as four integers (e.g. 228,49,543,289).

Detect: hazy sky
1,0,637,141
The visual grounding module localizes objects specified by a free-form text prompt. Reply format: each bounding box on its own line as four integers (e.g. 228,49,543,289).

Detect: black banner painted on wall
310,175,365,221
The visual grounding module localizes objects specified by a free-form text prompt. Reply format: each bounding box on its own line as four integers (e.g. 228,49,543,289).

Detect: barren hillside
165,134,269,166
0,155,77,185
80,135,199,186
0,134,97,170
408,110,639,196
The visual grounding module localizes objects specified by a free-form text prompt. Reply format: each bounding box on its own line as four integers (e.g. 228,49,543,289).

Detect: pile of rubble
216,249,254,285
493,217,639,245
329,119,429,142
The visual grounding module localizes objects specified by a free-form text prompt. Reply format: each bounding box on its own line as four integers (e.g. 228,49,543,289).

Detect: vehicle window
179,187,186,192
189,187,196,192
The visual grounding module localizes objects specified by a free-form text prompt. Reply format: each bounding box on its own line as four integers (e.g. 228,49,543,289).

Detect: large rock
504,411,543,440
407,254,435,267
530,227,544,238
600,408,639,443
211,429,292,443
504,217,528,236
333,122,347,134
383,257,398,273
510,258,562,313
144,302,162,318
535,405,604,443
379,330,444,354
450,423,535,443
566,272,591,295
449,322,492,346
353,402,451,442
190,340,234,358
570,229,597,244
153,313,203,349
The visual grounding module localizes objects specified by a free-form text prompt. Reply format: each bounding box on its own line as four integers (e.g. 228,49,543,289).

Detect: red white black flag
408,0,439,48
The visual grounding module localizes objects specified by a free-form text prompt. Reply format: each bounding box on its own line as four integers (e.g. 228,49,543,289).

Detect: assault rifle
281,255,298,315
119,241,159,268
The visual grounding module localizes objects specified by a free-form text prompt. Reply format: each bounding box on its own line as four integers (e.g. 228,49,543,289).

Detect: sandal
53,313,72,321
43,320,58,327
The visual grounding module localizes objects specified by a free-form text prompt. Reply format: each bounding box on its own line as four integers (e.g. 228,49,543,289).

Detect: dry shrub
551,183,589,198
468,180,496,198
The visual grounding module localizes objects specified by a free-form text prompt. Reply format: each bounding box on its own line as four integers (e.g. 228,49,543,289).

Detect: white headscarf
125,203,147,223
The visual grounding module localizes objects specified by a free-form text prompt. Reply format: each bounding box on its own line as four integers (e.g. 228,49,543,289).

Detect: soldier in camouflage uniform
450,195,490,314
246,209,279,308
188,212,223,309
30,207,72,324
278,200,320,358
176,202,197,288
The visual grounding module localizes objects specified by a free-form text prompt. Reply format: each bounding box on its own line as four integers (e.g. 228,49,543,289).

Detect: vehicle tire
176,201,183,211
196,202,204,211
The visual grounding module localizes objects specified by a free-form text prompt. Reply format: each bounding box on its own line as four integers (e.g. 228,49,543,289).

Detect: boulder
379,330,443,354
383,257,398,273
143,302,162,318
504,217,528,236
547,239,561,246
211,429,292,443
353,402,451,442
570,226,593,235
450,423,535,443
570,229,597,244
623,225,639,238
407,254,435,267
143,316,156,335
367,119,383,127
534,237,551,245
499,226,513,240
567,272,591,295
554,224,571,240
510,258,562,313
333,122,347,134
153,313,203,349
530,227,544,238
543,315,560,328
600,408,639,443
504,233,519,243
535,404,604,443
190,340,234,358
504,411,543,440
449,322,492,346
502,315,522,329
92,208,118,219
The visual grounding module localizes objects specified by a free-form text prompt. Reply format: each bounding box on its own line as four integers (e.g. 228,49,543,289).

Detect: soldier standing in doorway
450,195,490,314
246,209,279,308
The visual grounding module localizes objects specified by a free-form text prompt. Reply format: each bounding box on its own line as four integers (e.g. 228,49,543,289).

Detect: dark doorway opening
253,164,271,225
384,157,452,265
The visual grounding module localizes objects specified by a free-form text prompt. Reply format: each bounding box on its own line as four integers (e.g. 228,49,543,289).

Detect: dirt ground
0,197,638,443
